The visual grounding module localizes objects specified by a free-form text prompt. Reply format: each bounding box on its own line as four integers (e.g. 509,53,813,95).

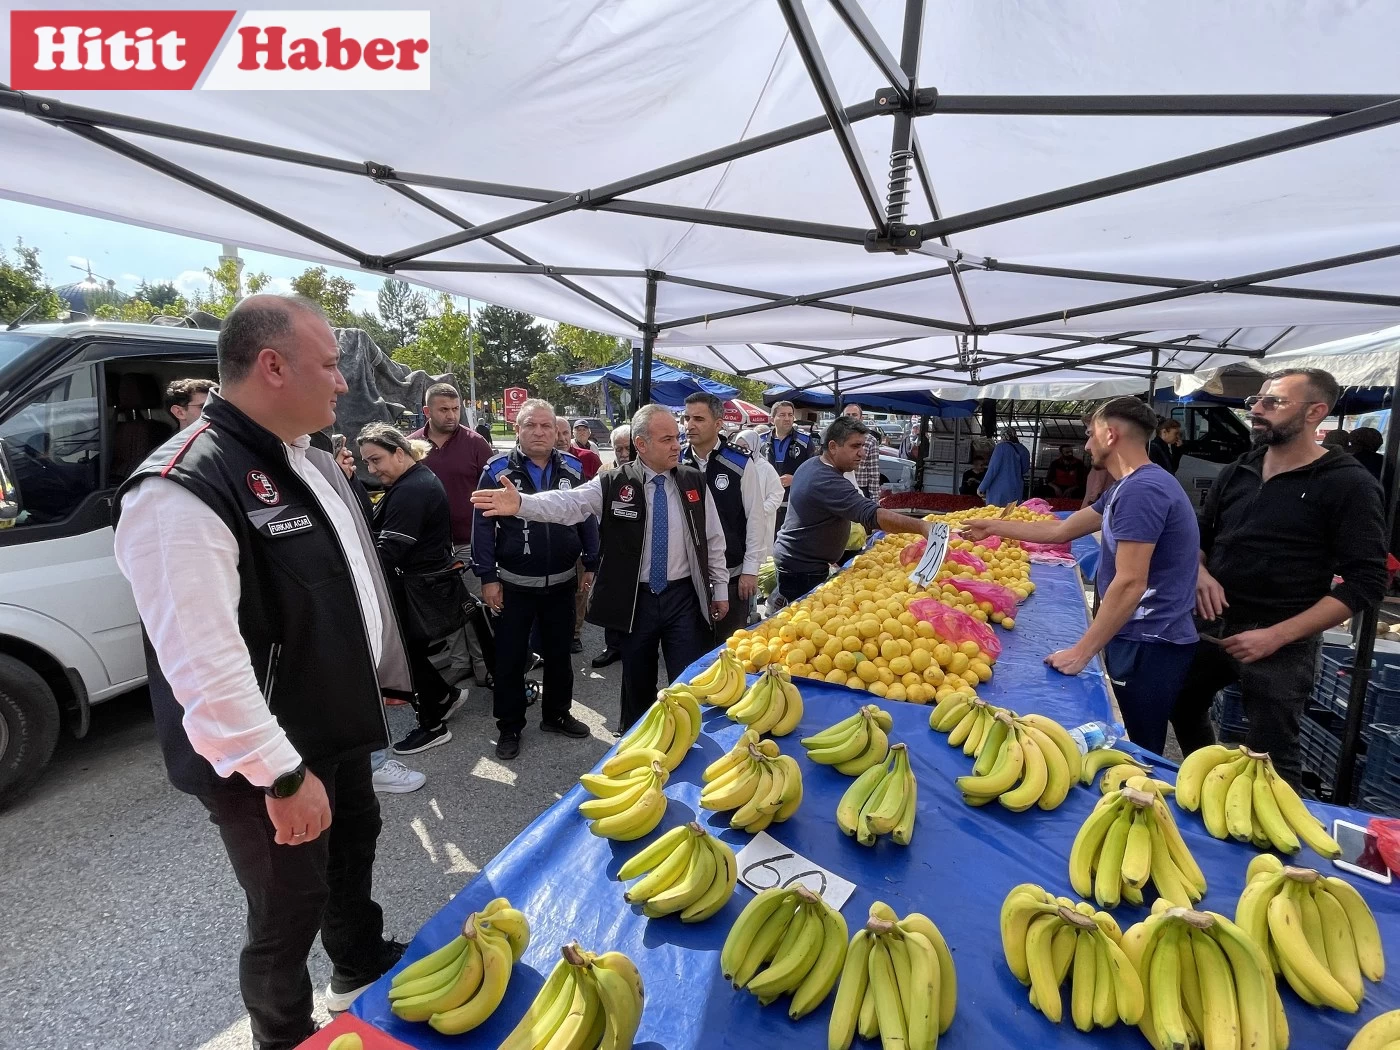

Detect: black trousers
1102,637,1197,757
777,568,829,603
406,633,454,729
714,573,752,641
198,754,386,1050
495,580,576,733
1171,620,1323,787
618,581,711,730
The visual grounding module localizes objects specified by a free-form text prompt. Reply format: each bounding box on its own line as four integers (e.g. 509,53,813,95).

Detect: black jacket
472,447,600,586
370,461,455,575
1200,445,1388,624
1149,437,1180,475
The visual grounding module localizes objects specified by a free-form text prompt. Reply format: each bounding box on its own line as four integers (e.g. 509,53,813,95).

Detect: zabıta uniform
682,436,751,575
761,428,812,489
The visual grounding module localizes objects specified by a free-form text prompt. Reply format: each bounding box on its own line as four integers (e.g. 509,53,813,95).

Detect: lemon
888,655,913,677
861,641,880,661
856,661,880,684
923,666,944,686
878,667,896,686
810,627,829,648
933,643,955,667
812,654,833,675
867,680,889,697
825,668,849,686
886,684,908,702
842,635,863,653
971,659,993,682
910,649,932,672
916,622,936,639
833,651,857,673
750,646,771,668
877,639,900,662
1003,617,1016,629
947,652,970,675
958,640,980,658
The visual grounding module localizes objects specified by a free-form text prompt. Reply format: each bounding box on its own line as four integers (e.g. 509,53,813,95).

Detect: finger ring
293,831,306,838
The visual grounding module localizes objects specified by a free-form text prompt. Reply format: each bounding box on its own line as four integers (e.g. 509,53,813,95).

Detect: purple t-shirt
1092,464,1200,645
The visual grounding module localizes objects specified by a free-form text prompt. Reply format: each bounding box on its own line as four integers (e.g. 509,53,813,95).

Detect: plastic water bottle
1068,720,1120,755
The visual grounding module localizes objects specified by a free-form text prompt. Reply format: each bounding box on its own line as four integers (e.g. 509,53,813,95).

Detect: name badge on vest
611,502,639,519
248,504,316,539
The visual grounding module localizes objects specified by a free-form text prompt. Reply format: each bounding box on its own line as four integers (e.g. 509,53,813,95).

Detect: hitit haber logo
9,10,431,90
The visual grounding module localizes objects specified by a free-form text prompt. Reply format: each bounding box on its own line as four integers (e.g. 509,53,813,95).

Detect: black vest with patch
761,429,813,502
116,396,391,796
683,438,750,573
588,461,711,631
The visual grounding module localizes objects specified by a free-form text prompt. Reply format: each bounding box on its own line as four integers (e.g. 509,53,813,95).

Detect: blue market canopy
762,385,976,417
559,359,737,411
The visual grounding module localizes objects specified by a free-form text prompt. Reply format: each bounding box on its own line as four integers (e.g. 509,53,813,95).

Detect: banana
1190,927,1240,1050
771,676,805,736
661,697,696,770
539,946,602,1050
1019,722,1073,810
428,924,514,1034
1320,875,1386,981
898,913,955,1033
680,834,737,923
946,701,982,748
1080,747,1140,785
1094,806,1133,908
747,892,825,999
665,685,703,730
390,938,482,1021
1178,924,1206,1045
600,746,669,779
483,907,531,963
1146,805,1199,907
616,823,692,881
1200,753,1249,839
1000,886,1058,984
835,720,889,775
721,887,793,981
644,829,717,918
1070,796,1129,899
1247,852,1285,884
588,768,667,841
891,767,917,846
1205,912,1280,1050
837,759,890,837
804,713,870,765
789,897,848,1019
1102,929,1144,1024
1265,762,1341,858
1247,763,1299,853
701,752,762,812
1070,929,1097,1032
391,934,468,990
326,1035,362,1050
729,760,777,829
703,729,761,781
867,938,908,1049
497,958,577,1050
802,709,866,749
773,754,804,823
964,704,993,757
1151,795,1208,898
863,744,911,836
1090,932,1116,1029
1120,804,1153,889
624,826,695,903
748,670,790,736
1148,922,1190,1050
1235,870,1284,955
734,894,802,989
828,929,872,1050
728,671,774,724
972,714,1011,777
1267,891,1358,1011
956,715,1024,802
590,951,645,1050
1314,880,1365,1004
1225,758,1258,842
931,697,971,733
1017,712,1083,783
1174,743,1236,811
578,773,657,820
1025,912,1064,1023
688,654,727,693
999,725,1048,812
580,767,651,798
618,701,668,754
901,929,940,1050
1347,1010,1400,1050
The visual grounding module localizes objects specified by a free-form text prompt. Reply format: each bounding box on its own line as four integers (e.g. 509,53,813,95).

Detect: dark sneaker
393,724,452,755
496,730,521,760
443,690,467,722
570,637,584,654
591,647,621,668
324,938,407,1011
541,713,590,738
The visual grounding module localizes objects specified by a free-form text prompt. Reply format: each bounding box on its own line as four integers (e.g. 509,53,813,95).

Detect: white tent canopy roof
1178,325,1400,397
6,0,1400,390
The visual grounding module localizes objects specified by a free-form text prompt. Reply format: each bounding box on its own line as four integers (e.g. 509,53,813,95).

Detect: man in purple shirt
409,383,495,686
963,396,1199,755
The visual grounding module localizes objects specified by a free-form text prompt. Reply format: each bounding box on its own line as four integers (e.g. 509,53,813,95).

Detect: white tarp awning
5,1,1400,390
1178,325,1400,397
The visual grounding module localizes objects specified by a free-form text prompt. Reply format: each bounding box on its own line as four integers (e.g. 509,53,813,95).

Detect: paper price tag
734,832,856,910
908,522,950,588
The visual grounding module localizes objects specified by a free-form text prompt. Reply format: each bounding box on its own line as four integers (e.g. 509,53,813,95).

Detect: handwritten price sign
734,832,855,910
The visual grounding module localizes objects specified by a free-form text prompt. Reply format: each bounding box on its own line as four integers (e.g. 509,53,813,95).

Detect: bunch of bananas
1349,1010,1400,1050
1176,744,1341,857
579,759,669,841
1237,854,1384,1013
1070,786,1207,908
389,898,529,1033
616,821,737,922
725,664,805,736
950,709,1080,812
720,885,849,1018
926,690,994,737
837,743,916,846
799,704,893,774
828,901,956,1050
496,943,644,1050
687,649,747,707
1094,758,1175,797
999,883,1142,1031
1080,747,1149,785
1123,905,1287,1050
611,688,702,771
699,740,803,832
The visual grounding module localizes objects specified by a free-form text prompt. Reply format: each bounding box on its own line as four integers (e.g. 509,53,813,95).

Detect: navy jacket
472,446,600,586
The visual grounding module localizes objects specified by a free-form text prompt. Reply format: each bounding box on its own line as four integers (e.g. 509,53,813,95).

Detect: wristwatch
264,762,307,799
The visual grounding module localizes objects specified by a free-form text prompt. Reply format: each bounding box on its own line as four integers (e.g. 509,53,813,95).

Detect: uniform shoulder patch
486,454,512,481
792,432,811,447
718,445,751,471
559,452,583,473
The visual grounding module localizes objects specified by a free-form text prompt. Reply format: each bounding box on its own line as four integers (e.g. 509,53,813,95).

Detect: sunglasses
1242,395,1323,411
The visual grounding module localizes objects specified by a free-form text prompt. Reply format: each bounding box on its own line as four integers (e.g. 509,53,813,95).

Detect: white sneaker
373,759,426,793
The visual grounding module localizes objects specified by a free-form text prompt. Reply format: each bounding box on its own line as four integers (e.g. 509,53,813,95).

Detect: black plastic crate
1358,724,1400,815
1299,707,1355,789
1312,648,1400,744
1212,687,1250,744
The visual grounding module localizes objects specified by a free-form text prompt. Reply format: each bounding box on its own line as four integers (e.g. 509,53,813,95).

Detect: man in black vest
473,403,728,730
473,397,598,760
681,391,770,641
759,399,812,533
114,295,412,1050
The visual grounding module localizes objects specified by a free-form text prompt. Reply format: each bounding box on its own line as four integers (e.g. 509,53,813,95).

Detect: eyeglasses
1243,395,1323,411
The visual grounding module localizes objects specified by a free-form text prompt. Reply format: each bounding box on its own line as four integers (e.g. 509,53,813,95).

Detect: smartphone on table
1332,819,1393,884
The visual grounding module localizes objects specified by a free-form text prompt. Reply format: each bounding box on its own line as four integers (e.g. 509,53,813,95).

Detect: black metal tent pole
636,274,659,407
1333,350,1400,804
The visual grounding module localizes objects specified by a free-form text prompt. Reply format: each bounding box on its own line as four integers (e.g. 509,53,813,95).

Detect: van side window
0,368,101,527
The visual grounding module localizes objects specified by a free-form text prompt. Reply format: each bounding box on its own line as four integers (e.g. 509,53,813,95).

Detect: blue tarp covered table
354,562,1400,1049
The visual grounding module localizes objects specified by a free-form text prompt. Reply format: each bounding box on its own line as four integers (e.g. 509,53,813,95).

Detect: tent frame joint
863,222,922,254
874,85,938,114
364,161,397,181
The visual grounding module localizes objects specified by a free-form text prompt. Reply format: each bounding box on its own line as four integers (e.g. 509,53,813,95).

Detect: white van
0,322,221,802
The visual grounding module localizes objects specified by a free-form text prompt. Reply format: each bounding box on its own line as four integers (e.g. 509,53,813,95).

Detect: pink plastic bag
1022,540,1076,566
1020,498,1055,515
980,535,1003,550
954,578,1019,616
899,538,926,566
907,598,1002,659
944,549,987,574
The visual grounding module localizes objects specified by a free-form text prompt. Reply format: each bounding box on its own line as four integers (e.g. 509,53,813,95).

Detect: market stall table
353,561,1400,1049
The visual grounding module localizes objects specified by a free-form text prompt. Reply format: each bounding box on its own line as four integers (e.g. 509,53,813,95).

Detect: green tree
0,239,63,323
474,304,549,399
528,323,628,414
138,280,184,311
290,265,356,326
376,278,429,351
94,283,191,322
187,258,270,317
395,293,473,374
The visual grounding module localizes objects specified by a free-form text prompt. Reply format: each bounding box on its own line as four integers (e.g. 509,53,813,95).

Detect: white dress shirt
114,436,383,788
688,443,773,577
513,465,729,601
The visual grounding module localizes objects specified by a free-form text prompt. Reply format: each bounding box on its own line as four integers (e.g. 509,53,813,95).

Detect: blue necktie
649,474,668,594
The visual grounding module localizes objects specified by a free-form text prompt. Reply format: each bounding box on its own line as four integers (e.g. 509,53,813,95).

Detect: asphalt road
0,621,628,1050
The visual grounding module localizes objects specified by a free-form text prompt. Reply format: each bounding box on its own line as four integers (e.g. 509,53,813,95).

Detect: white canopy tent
1179,325,1400,398
6,0,1400,410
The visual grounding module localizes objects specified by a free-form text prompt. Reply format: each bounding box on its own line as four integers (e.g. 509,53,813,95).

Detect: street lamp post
467,297,478,428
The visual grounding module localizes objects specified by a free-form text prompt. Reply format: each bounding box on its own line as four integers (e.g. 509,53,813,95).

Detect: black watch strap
265,762,307,799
